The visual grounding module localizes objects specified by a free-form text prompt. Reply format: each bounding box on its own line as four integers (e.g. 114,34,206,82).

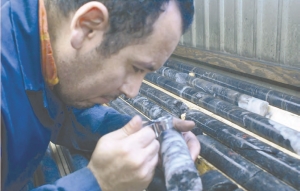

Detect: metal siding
224,0,236,54
260,0,279,62
180,0,300,68
195,0,205,49
209,0,221,51
182,26,193,46
241,0,256,58
286,0,300,67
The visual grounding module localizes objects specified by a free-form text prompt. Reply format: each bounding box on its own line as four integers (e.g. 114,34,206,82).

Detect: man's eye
132,66,144,73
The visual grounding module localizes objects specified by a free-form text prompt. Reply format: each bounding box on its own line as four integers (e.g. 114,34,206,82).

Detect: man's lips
98,95,120,104
89,94,121,104
101,97,111,103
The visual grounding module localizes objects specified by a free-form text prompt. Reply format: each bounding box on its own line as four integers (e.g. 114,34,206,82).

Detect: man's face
54,1,182,108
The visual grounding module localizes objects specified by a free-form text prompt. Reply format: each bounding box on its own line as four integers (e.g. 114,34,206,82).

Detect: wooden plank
173,45,300,88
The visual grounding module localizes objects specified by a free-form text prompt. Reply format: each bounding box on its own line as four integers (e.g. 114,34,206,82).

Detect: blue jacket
1,0,132,190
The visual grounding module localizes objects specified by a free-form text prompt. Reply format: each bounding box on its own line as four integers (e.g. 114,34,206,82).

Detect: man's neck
44,0,61,44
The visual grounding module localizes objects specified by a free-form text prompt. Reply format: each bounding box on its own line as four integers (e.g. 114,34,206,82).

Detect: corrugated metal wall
180,0,300,68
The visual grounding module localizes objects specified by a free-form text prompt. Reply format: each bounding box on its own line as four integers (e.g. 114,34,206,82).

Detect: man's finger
173,117,195,132
144,139,160,163
147,152,159,179
183,131,201,161
128,126,156,147
111,115,143,139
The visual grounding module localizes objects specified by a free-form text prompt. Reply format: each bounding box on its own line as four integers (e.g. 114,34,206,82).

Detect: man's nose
120,78,143,98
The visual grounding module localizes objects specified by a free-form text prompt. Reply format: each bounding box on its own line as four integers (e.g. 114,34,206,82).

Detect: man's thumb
113,115,143,139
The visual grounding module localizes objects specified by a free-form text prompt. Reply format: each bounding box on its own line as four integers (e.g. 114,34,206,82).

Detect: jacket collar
10,0,63,116
11,0,44,92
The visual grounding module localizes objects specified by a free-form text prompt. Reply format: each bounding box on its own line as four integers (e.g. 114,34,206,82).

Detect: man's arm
31,109,199,191
31,167,101,191
33,115,159,191
52,104,132,151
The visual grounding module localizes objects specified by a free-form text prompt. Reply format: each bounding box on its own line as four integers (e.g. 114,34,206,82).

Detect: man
1,0,199,190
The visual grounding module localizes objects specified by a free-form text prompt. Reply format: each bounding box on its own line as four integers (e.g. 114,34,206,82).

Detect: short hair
55,0,194,57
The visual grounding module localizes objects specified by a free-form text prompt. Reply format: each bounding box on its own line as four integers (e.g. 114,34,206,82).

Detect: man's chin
55,89,117,108
62,99,97,109
67,98,116,109
70,102,96,109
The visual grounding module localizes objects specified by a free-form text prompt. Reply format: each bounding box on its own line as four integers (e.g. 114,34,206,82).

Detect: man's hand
173,117,200,161
88,116,159,191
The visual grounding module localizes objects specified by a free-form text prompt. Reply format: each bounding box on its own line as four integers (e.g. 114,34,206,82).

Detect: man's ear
70,2,109,49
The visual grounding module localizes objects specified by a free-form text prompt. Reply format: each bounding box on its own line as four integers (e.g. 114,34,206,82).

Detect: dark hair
56,0,194,57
